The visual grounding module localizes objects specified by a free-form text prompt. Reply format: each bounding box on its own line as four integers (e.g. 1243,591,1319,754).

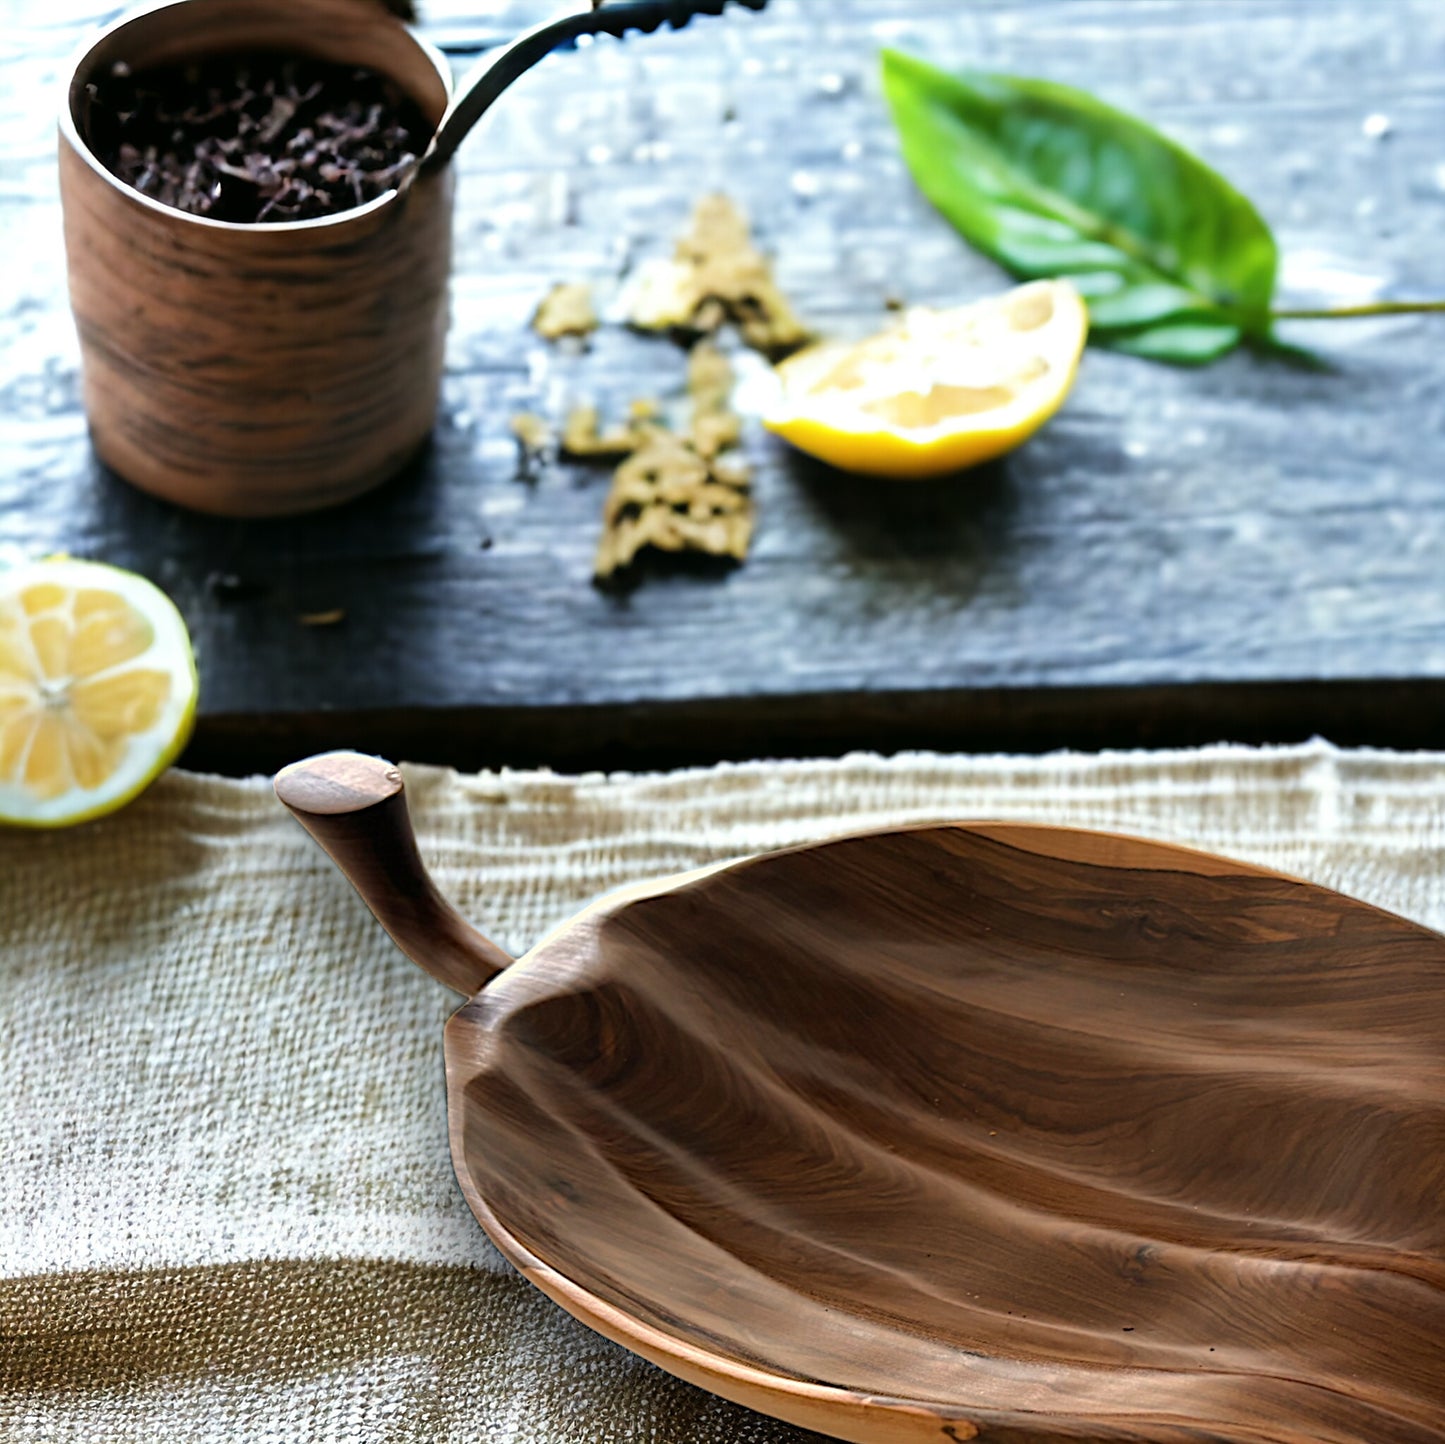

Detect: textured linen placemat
3,741,1443,1442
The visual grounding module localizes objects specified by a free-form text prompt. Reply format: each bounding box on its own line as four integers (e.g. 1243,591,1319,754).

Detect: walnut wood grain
275,751,511,993
57,0,455,517
449,827,1445,1442
279,752,1445,1443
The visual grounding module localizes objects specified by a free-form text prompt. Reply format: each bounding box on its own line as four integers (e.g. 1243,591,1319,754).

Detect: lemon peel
764,279,1087,479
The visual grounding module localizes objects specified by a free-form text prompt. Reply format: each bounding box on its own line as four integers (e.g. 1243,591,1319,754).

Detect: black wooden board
4,0,1445,772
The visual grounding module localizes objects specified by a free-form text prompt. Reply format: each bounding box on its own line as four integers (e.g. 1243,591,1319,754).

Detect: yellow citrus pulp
764,279,1088,479
0,559,198,827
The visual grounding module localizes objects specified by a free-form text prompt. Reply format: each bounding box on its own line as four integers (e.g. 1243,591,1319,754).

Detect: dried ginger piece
561,400,658,458
509,412,552,454
594,430,753,580
685,342,742,459
532,282,598,341
593,341,753,580
625,194,810,358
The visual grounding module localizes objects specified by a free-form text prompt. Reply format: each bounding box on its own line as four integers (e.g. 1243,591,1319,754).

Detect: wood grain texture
275,751,512,992
57,0,454,517
437,822,1445,1444
7,0,1445,758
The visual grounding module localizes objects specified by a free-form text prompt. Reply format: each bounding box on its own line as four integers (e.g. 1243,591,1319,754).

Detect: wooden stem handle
275,751,513,996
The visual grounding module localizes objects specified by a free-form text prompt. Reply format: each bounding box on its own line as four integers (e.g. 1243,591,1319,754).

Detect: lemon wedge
764,279,1087,479
0,558,198,827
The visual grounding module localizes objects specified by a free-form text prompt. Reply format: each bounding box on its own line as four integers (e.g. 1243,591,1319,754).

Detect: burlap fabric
3,742,1442,1442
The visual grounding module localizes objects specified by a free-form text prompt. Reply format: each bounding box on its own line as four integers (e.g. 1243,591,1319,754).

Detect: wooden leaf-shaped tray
278,754,1445,1444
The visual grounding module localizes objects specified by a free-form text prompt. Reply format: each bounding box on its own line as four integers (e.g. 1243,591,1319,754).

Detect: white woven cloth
3,741,1443,1441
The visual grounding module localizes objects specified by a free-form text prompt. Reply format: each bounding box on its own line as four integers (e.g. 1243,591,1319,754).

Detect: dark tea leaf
86,52,430,224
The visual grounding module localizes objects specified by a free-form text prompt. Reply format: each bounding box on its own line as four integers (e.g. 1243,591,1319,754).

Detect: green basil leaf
1106,318,1243,365
880,49,1279,359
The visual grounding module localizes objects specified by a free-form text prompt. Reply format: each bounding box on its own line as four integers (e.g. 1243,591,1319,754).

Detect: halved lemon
764,279,1087,479
0,558,198,827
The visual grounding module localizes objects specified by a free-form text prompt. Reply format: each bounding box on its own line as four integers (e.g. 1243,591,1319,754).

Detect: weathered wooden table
4,0,1444,773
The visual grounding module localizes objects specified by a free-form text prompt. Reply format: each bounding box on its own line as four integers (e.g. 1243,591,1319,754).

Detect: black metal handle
590,0,769,40
420,0,770,178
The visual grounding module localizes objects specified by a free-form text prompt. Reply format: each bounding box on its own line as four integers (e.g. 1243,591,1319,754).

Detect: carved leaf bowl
278,752,1445,1444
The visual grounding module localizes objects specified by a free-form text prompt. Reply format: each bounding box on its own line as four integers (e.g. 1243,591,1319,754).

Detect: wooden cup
58,0,454,517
